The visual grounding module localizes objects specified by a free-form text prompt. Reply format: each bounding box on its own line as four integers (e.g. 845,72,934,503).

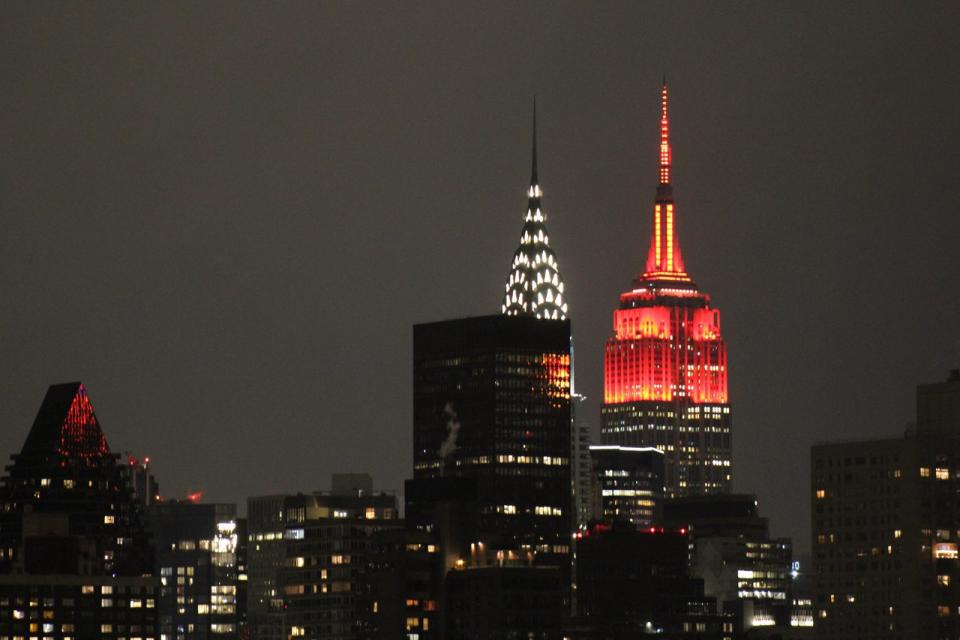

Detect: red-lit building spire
642,80,690,284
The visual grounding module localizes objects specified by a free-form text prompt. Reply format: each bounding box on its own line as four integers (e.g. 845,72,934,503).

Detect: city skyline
1,3,959,557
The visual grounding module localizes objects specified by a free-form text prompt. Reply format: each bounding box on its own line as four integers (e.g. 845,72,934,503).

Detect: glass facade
413,315,572,570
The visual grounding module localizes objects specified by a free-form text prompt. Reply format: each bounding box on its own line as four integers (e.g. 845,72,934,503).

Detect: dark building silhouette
571,420,593,530
601,83,732,497
360,525,440,640
0,382,158,639
360,477,479,640
234,517,248,636
125,454,161,508
445,564,563,640
246,493,287,636
572,522,733,639
146,501,241,639
811,369,960,639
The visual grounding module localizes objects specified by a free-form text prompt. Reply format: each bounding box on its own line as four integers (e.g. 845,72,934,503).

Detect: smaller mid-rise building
359,526,440,640
247,474,398,640
572,521,733,639
147,501,241,639
589,445,664,527
125,454,161,507
663,494,794,634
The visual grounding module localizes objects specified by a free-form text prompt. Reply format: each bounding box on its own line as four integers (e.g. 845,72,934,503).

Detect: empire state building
601,83,732,496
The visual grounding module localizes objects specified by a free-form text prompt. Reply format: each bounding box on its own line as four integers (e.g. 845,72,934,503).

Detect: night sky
1,2,958,554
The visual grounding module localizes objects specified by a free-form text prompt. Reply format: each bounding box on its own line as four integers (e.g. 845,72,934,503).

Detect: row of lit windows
494,504,562,516
495,454,568,466
282,581,352,596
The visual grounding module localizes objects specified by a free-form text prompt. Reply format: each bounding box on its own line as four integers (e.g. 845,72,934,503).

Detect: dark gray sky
1,2,958,553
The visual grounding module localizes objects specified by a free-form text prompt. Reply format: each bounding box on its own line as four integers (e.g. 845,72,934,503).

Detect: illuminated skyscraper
601,83,732,497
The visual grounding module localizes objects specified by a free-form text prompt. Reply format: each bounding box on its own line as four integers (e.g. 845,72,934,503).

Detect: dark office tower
0,382,158,639
147,502,240,639
601,82,732,497
245,494,287,639
234,518,248,636
589,445,664,527
811,370,960,640
413,315,572,570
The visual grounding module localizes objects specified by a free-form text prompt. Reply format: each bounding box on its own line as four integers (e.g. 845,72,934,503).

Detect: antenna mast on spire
659,81,672,186
531,97,539,188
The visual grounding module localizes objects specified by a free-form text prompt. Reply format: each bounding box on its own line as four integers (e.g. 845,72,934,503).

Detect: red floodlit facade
601,83,732,497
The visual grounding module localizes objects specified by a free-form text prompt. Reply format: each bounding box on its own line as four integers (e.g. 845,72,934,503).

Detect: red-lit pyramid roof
21,382,110,458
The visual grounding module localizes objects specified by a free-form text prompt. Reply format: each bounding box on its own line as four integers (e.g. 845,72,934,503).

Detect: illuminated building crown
501,101,568,320
22,382,110,458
